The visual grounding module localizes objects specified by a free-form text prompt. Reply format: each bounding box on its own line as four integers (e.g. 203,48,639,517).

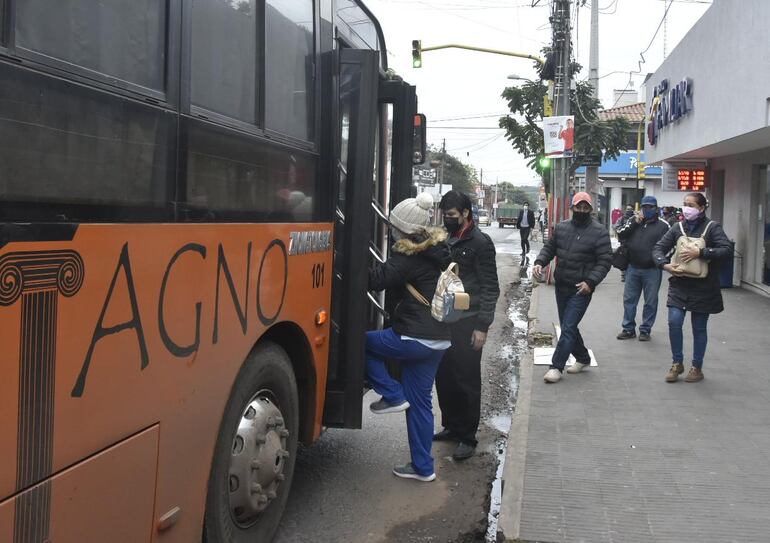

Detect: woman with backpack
366,192,452,482
652,193,732,383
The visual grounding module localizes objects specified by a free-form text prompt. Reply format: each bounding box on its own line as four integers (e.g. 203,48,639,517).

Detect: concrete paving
500,266,770,543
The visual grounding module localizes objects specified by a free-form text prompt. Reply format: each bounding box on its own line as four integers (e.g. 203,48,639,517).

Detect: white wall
645,0,770,163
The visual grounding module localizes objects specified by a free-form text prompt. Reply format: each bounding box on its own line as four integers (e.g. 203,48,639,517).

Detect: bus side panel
0,425,159,543
0,223,333,541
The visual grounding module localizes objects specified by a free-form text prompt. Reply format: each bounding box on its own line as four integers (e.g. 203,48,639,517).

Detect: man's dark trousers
551,285,592,371
520,227,531,255
436,316,481,447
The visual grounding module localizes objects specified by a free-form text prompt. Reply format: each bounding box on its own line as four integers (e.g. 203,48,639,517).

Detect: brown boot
665,363,684,383
684,367,704,383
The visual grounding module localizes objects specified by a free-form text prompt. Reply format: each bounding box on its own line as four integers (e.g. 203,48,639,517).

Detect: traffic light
412,40,422,68
539,156,551,169
637,161,646,179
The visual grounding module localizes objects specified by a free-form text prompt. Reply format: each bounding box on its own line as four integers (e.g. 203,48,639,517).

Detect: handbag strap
700,221,714,239
406,283,431,307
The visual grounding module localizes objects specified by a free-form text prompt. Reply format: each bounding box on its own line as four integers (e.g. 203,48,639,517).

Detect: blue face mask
642,208,657,220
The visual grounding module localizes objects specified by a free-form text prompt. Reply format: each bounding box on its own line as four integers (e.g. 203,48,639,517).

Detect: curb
497,280,540,541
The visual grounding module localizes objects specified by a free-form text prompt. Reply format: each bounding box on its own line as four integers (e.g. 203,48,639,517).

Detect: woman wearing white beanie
366,192,451,482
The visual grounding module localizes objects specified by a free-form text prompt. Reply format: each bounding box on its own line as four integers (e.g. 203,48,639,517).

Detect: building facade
645,0,770,292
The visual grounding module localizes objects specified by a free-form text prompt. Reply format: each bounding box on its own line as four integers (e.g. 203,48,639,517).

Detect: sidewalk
500,267,770,542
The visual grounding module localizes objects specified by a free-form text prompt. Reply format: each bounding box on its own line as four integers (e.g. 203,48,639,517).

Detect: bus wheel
204,342,299,543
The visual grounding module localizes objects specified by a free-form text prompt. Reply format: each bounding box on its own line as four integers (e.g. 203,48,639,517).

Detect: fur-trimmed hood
392,227,447,256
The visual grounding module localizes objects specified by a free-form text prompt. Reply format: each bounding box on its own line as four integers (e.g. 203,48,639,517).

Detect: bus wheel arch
204,337,306,542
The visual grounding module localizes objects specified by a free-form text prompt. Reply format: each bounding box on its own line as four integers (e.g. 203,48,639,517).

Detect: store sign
648,78,693,146
677,168,707,191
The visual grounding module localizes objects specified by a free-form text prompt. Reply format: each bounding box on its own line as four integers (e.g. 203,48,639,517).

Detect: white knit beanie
389,192,434,234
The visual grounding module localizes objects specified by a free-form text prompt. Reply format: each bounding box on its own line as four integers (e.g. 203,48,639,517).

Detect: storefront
645,0,770,292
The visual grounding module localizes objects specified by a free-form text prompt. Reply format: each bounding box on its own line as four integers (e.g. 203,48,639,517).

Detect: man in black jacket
434,191,500,460
516,203,536,257
533,192,612,383
616,195,670,341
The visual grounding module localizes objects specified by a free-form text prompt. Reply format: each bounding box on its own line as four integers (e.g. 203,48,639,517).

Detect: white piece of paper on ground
532,324,598,366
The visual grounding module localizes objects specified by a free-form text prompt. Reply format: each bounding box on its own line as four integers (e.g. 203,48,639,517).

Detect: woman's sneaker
369,398,410,414
392,463,436,482
665,363,685,382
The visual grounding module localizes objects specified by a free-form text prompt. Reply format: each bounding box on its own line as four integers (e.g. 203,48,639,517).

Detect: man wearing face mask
434,190,500,460
516,203,536,257
615,196,670,342
533,192,612,383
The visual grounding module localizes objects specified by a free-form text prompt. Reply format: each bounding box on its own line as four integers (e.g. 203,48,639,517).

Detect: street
275,225,536,543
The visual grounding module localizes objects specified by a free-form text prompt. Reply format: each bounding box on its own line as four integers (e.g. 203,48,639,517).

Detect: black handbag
611,245,629,271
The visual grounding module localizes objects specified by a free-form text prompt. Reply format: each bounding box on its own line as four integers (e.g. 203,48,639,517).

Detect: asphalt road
274,225,533,543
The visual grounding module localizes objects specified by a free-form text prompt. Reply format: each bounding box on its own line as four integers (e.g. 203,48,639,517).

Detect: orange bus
0,1,425,541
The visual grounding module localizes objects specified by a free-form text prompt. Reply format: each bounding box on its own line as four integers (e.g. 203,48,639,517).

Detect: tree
499,55,631,176
494,182,532,206
425,145,477,195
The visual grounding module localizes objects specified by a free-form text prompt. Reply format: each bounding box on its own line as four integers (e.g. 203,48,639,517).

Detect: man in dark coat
616,195,670,341
516,203,536,257
652,192,732,383
434,190,500,460
533,192,612,383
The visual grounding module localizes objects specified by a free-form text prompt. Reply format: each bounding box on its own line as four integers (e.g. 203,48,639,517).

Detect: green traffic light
412,58,422,68
539,156,550,169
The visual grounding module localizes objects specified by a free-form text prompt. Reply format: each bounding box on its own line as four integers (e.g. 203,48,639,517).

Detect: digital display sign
677,168,707,191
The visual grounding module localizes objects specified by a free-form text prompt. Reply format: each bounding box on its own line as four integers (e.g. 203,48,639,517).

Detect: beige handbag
671,221,713,278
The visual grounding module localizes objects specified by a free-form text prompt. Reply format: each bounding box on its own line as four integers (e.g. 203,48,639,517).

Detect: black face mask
444,217,461,233
572,211,591,223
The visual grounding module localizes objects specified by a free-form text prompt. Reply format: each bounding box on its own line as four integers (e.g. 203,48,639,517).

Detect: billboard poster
543,115,575,158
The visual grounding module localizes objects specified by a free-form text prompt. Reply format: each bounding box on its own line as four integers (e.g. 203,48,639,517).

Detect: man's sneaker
638,332,651,342
685,367,704,383
392,463,436,482
566,361,589,374
665,363,685,383
369,398,410,414
433,428,457,442
616,330,636,340
543,368,562,383
452,442,476,461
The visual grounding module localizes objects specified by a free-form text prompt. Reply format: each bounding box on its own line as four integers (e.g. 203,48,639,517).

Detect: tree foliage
426,145,478,195
494,182,533,206
499,57,631,176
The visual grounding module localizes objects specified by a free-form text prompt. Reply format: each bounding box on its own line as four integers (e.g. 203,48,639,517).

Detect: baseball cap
641,195,658,207
571,191,593,208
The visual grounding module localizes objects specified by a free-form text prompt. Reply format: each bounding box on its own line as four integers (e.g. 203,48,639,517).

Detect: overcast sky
364,0,712,186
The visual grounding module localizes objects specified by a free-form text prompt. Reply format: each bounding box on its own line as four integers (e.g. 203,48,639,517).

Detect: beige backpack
671,221,713,278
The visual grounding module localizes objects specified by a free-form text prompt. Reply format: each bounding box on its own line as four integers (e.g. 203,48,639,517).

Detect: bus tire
203,341,299,543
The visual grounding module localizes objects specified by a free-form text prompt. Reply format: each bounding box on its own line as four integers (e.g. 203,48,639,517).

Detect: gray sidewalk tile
515,274,770,543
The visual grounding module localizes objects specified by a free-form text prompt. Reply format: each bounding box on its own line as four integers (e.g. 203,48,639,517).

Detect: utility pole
586,0,600,217
552,0,572,225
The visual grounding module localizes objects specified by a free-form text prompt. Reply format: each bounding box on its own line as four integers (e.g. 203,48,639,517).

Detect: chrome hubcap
228,393,289,527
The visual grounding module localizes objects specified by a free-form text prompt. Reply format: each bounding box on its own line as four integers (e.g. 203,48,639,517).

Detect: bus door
323,48,379,429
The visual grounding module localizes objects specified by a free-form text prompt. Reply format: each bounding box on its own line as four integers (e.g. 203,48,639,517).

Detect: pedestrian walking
434,190,500,461
533,192,612,383
516,203,536,257
616,195,670,341
614,205,636,282
366,192,452,482
652,192,732,383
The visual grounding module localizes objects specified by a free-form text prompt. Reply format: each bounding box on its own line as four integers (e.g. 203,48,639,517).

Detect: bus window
0,0,6,46
16,0,166,92
191,0,258,123
265,0,314,141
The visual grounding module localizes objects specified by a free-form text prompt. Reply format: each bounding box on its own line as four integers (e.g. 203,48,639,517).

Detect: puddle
485,281,530,542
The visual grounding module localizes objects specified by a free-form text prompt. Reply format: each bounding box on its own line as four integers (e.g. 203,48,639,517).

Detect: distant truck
497,204,522,228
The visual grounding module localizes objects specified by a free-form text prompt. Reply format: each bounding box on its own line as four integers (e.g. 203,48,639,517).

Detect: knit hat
389,192,434,234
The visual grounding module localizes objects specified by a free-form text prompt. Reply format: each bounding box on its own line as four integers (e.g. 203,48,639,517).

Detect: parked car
477,209,490,226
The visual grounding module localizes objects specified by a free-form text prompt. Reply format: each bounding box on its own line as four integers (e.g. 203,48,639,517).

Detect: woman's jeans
668,307,710,368
365,328,446,476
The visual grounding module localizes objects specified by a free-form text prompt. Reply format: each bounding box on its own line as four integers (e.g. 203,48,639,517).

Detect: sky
364,0,712,186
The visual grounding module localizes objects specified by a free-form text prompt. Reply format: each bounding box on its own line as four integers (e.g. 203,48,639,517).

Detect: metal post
553,0,571,225
585,0,599,208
